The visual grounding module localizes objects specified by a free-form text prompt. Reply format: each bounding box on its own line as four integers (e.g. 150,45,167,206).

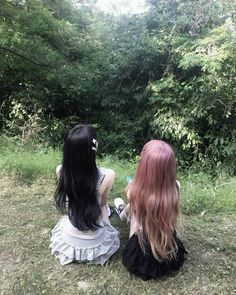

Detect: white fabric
50,167,120,265
50,216,119,265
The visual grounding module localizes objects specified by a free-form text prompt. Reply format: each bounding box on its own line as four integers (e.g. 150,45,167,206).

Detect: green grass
179,172,236,214
0,135,61,180
0,136,236,294
0,135,235,215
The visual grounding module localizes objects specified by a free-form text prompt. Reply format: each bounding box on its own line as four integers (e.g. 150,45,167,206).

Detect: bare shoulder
100,167,115,179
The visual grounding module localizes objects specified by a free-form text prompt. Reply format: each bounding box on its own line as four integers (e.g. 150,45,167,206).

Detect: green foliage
0,0,235,172
148,12,236,171
0,0,103,125
4,96,45,142
0,135,235,215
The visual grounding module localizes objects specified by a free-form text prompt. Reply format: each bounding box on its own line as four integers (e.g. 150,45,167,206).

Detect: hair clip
92,138,97,151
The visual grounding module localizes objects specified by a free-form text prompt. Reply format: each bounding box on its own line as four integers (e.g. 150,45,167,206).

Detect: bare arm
120,203,131,221
99,168,116,206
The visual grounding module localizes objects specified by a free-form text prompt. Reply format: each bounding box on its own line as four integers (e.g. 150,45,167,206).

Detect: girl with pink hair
114,140,187,280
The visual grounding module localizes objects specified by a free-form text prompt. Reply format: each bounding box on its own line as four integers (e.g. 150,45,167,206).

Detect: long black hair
54,124,101,231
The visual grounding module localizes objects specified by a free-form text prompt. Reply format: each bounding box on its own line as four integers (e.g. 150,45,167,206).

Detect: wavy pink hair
128,140,179,260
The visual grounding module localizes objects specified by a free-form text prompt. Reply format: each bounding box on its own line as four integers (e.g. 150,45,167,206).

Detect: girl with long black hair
50,124,119,265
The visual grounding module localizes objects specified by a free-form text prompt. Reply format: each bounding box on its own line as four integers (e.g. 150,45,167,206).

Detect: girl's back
49,124,119,265
122,140,187,280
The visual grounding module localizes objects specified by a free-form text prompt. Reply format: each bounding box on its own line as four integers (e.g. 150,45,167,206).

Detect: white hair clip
92,138,98,151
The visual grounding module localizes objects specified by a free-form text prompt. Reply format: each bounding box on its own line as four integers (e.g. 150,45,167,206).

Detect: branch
168,23,176,39
0,46,51,67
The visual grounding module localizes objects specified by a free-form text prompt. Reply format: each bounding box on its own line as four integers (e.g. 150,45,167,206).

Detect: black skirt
122,233,187,281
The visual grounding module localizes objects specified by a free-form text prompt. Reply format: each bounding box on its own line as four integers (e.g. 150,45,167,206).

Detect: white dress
49,168,120,265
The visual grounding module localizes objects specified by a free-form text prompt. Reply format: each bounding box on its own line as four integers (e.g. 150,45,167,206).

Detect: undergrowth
0,135,235,215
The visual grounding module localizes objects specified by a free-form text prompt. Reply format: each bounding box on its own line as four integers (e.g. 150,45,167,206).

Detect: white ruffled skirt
49,216,120,265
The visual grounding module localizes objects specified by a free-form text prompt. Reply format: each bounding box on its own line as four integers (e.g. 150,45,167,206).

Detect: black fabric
122,233,187,281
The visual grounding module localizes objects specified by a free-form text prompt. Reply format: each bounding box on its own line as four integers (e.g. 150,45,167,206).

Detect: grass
0,136,236,294
179,172,236,214
0,135,61,180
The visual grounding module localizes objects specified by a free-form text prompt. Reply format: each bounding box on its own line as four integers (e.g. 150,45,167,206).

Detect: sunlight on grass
0,135,235,214
179,172,236,214
0,135,61,179
0,136,235,294
0,173,235,295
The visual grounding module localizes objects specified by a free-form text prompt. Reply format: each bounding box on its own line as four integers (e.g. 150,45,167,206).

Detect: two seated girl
49,124,186,281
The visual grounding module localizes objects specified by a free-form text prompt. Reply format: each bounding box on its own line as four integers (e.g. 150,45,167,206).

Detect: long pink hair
128,140,179,260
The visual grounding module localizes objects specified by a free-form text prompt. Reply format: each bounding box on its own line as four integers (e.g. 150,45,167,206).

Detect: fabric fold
49,216,120,265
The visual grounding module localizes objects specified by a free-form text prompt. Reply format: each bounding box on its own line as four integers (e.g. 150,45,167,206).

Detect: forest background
0,0,235,173
0,1,236,294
